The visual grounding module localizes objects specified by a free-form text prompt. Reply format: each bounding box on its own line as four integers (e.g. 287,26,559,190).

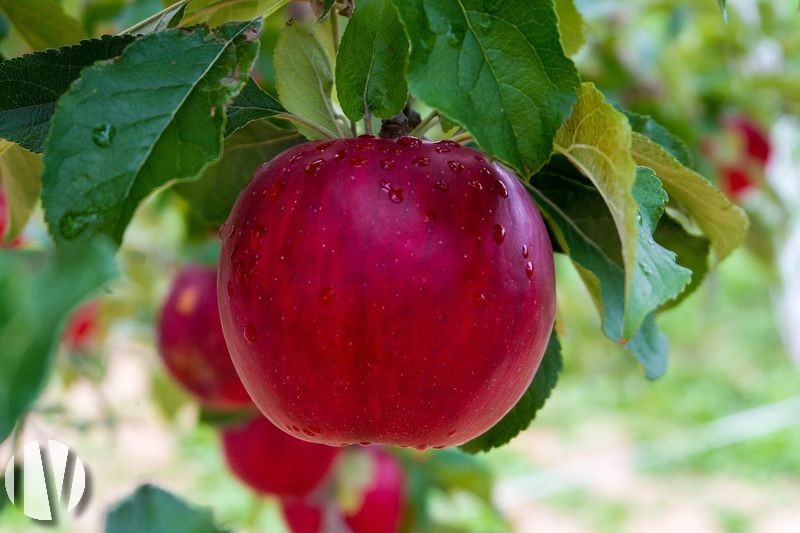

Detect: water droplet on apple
435,179,449,191
397,136,421,148
412,156,431,167
468,179,483,191
448,161,465,173
350,156,368,167
525,261,534,279
380,159,396,170
319,286,335,302
494,179,509,198
305,158,325,175
492,224,505,244
522,245,530,258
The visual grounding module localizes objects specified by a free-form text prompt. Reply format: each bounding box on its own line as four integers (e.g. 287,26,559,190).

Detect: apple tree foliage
0,0,748,526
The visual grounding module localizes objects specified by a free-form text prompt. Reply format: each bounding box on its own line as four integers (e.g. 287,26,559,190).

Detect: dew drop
468,179,483,191
303,428,316,437
334,149,347,161
359,441,372,447
59,209,102,240
492,224,506,244
446,430,457,437
380,181,404,203
412,156,431,167
641,262,653,276
525,261,534,279
473,292,487,306
288,153,305,163
494,179,509,198
244,323,258,344
350,156,368,167
92,122,116,148
480,167,492,177
316,140,335,151
358,134,376,139
380,159,396,170
448,161,465,173
435,145,452,154
522,245,530,258
434,179,449,191
305,158,325,175
415,443,429,451
397,136,422,148
424,209,437,223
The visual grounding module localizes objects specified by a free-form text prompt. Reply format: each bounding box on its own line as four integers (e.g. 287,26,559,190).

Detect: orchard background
0,0,799,531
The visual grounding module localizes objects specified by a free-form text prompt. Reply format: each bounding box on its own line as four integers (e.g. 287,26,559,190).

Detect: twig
120,0,191,35
450,131,473,144
410,111,439,138
330,11,340,56
276,113,339,139
364,109,373,136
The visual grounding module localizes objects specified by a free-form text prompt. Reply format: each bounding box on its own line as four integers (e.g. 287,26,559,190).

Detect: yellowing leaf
0,143,42,243
553,83,639,339
631,132,748,262
555,0,585,56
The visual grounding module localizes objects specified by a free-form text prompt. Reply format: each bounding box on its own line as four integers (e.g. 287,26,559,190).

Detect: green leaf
177,121,303,225
394,0,579,175
461,332,562,453
0,35,137,153
424,449,493,501
552,83,639,340
181,0,288,27
0,143,42,243
629,166,692,325
274,22,343,139
555,0,585,56
631,132,748,262
122,0,190,34
626,314,668,380
528,159,691,373
0,0,85,51
335,0,409,121
316,0,337,20
718,0,728,21
224,78,285,137
105,484,228,533
654,214,710,310
198,407,257,427
622,110,693,168
42,21,261,247
0,240,117,442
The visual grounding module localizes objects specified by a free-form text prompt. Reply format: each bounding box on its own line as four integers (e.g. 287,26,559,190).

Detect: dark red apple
219,136,556,448
221,415,340,498
63,300,101,351
158,265,252,409
281,447,405,533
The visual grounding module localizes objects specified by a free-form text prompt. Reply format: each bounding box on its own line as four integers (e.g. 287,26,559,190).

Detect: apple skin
219,136,556,448
158,265,252,409
343,448,405,533
221,415,340,498
281,501,325,533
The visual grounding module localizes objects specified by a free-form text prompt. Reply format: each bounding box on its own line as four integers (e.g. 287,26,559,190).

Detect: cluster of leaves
0,0,746,467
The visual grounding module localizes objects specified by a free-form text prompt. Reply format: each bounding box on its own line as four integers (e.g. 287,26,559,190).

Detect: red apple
343,448,405,533
218,136,556,448
281,448,405,533
221,415,340,498
158,265,252,409
63,300,101,351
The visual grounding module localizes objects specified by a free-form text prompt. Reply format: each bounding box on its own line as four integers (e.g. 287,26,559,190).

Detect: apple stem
364,109,373,135
451,131,473,144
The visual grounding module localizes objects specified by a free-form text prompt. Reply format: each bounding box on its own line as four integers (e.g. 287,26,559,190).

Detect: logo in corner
4,439,88,522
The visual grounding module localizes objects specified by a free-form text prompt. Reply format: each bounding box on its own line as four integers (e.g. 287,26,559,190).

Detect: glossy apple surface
221,415,340,498
219,136,556,448
158,265,252,408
